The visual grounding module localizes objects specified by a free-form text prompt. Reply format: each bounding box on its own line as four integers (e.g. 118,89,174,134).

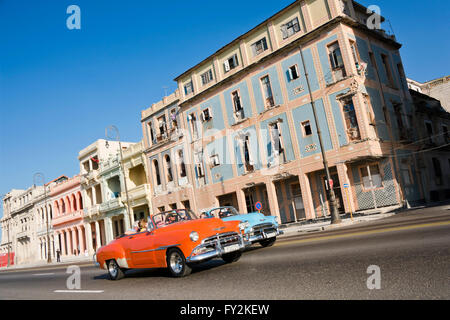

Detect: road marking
276,220,450,247
33,273,55,276
53,290,104,293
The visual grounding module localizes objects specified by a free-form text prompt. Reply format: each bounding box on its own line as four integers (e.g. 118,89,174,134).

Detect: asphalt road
1,205,449,300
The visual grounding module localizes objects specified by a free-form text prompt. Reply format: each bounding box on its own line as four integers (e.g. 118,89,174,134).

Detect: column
72,228,78,255
298,172,316,220
67,229,73,256
60,232,66,256
92,187,97,205
85,222,94,255
94,221,101,250
337,162,357,214
265,179,281,223
77,226,85,255
236,188,248,214
104,216,113,244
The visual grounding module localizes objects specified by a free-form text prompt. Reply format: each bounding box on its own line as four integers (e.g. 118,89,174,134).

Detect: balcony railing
99,198,123,212
52,211,83,226
122,184,151,202
83,205,100,218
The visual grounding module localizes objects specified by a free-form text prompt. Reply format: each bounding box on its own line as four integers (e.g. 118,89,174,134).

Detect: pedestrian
56,249,61,262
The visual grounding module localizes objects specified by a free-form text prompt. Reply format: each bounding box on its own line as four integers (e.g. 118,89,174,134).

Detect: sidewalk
0,255,93,272
278,205,403,237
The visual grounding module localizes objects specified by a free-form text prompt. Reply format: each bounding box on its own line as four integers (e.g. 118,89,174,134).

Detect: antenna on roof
163,86,169,97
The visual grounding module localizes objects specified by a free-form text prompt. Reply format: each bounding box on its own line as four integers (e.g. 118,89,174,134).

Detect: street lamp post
298,44,341,224
34,173,52,263
106,125,133,230
1,194,11,267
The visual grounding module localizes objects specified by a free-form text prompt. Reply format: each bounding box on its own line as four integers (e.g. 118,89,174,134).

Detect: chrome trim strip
131,244,180,254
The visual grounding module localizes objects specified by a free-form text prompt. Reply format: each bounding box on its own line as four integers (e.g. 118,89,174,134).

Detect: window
281,17,300,40
224,54,239,73
269,122,285,163
302,120,313,136
231,90,244,121
397,63,406,88
349,40,361,71
210,154,220,167
251,38,268,56
329,42,345,70
442,125,449,142
381,54,395,87
165,155,173,182
184,81,194,95
425,121,434,144
148,121,155,143
153,160,161,186
157,115,167,139
360,164,383,190
195,151,205,178
188,113,199,139
261,76,275,108
393,103,405,138
328,42,346,81
201,108,212,122
245,192,255,214
342,98,360,140
432,158,443,185
170,109,178,130
201,69,214,86
178,150,187,178
400,164,413,186
240,135,254,172
288,65,300,81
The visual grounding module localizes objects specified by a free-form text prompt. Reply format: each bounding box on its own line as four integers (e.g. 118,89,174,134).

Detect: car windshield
209,207,239,219
151,209,199,229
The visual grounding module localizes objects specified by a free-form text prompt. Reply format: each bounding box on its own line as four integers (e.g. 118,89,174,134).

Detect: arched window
165,155,173,182
153,160,161,185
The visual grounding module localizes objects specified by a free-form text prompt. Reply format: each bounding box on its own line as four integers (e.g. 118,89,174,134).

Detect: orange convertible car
95,209,246,279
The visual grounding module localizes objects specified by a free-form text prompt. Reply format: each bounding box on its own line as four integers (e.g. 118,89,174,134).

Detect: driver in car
166,213,178,224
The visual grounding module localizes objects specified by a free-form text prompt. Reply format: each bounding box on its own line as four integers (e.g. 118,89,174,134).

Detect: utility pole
298,44,341,224
34,173,52,263
106,126,133,230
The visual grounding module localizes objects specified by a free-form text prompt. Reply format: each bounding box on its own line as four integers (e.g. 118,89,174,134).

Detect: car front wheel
107,259,125,281
259,237,276,247
222,251,242,263
166,248,192,277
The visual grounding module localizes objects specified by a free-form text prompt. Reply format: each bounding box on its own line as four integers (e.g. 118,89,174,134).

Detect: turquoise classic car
202,206,283,247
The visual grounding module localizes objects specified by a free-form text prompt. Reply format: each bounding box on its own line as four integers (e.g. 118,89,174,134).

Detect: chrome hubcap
108,260,118,278
170,252,183,274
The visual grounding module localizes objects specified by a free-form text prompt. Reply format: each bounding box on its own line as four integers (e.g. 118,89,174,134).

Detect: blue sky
0,0,449,239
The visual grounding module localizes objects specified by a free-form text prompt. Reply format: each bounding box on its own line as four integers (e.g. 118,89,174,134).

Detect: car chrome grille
202,232,240,247
252,223,277,235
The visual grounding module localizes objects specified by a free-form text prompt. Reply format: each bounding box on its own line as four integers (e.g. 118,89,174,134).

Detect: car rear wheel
222,251,242,263
259,237,276,247
107,259,125,281
166,248,192,277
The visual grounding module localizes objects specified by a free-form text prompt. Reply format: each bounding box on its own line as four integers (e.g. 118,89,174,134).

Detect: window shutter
329,52,337,69
335,48,344,67
281,24,288,39
224,60,230,72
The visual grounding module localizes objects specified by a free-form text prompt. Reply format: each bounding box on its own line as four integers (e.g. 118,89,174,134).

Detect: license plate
265,232,277,238
223,244,240,253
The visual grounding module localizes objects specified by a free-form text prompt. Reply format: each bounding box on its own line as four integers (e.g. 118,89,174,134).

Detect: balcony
100,198,123,213
83,205,100,218
100,157,120,174
122,184,151,207
17,230,30,241
149,127,184,151
81,170,98,185
52,211,83,227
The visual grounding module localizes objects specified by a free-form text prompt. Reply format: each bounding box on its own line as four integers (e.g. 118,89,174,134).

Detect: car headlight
190,231,199,242
239,221,250,231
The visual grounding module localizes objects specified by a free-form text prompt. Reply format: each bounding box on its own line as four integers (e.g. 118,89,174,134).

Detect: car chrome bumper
247,228,282,243
93,253,100,268
187,235,246,263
